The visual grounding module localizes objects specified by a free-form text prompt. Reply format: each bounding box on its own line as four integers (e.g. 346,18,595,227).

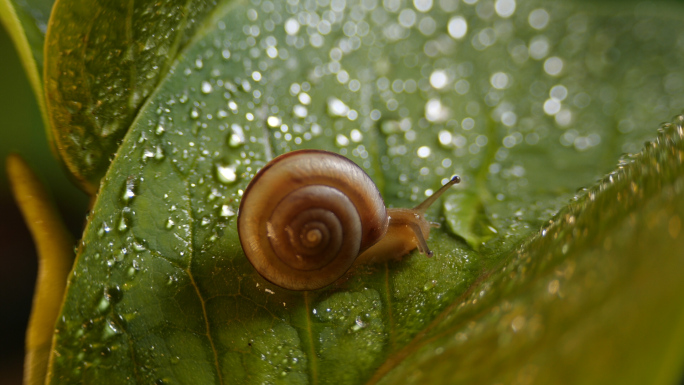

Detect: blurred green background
0,22,88,385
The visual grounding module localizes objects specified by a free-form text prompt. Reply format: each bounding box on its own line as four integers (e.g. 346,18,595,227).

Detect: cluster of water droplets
310,289,386,380
51,1,220,185
239,323,308,381
121,0,684,253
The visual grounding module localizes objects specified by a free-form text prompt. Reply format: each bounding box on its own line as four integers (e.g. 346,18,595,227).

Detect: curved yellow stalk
6,154,74,385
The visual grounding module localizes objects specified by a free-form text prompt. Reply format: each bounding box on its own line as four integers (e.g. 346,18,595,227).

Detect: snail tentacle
409,221,433,257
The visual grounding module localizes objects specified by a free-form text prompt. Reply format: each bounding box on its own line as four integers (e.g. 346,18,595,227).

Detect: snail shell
238,150,389,290
237,149,459,290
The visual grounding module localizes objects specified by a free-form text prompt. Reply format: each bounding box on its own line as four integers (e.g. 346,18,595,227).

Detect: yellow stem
6,154,74,385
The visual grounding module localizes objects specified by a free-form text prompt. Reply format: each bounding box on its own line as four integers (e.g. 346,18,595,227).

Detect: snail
237,149,460,290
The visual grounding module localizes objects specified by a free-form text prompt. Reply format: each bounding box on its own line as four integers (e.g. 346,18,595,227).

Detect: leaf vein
304,291,318,385
183,178,225,385
126,332,144,384
384,262,396,351
126,0,136,111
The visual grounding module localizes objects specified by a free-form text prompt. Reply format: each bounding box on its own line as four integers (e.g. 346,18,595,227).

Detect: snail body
237,149,459,290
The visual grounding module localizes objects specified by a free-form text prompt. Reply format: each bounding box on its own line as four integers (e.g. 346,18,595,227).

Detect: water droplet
220,205,235,217
529,36,550,59
544,56,563,76
298,93,311,105
216,163,238,184
106,256,117,267
97,296,110,313
351,316,366,331
167,274,178,285
327,97,350,117
528,8,550,30
142,148,155,160
114,248,126,262
154,146,165,160
414,0,433,12
293,105,308,118
118,209,131,232
201,81,213,94
267,116,282,127
417,146,431,158
190,107,200,119
336,134,350,147
495,0,516,18
425,99,449,122
98,222,111,237
228,124,246,147
105,286,123,304
240,80,251,92
447,16,468,39
490,72,509,89
543,98,561,115
423,280,438,291
429,70,448,89
285,18,300,35
104,314,125,337
438,130,453,147
132,242,146,252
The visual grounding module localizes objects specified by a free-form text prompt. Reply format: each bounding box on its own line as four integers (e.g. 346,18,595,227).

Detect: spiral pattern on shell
237,150,389,290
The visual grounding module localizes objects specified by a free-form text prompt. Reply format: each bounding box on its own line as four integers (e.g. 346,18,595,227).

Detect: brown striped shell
237,150,389,290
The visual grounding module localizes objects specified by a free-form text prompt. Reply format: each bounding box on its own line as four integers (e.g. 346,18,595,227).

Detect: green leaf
0,0,54,135
372,123,684,385
46,0,684,384
43,0,222,193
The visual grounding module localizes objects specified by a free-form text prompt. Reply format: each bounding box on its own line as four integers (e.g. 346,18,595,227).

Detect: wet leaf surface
373,122,684,385
47,0,684,383
44,0,220,192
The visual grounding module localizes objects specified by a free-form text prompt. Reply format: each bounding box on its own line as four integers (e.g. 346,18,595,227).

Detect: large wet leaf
373,122,684,385
47,0,684,383
43,0,221,193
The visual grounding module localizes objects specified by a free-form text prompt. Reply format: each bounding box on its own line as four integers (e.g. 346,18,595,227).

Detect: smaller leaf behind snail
237,149,460,290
